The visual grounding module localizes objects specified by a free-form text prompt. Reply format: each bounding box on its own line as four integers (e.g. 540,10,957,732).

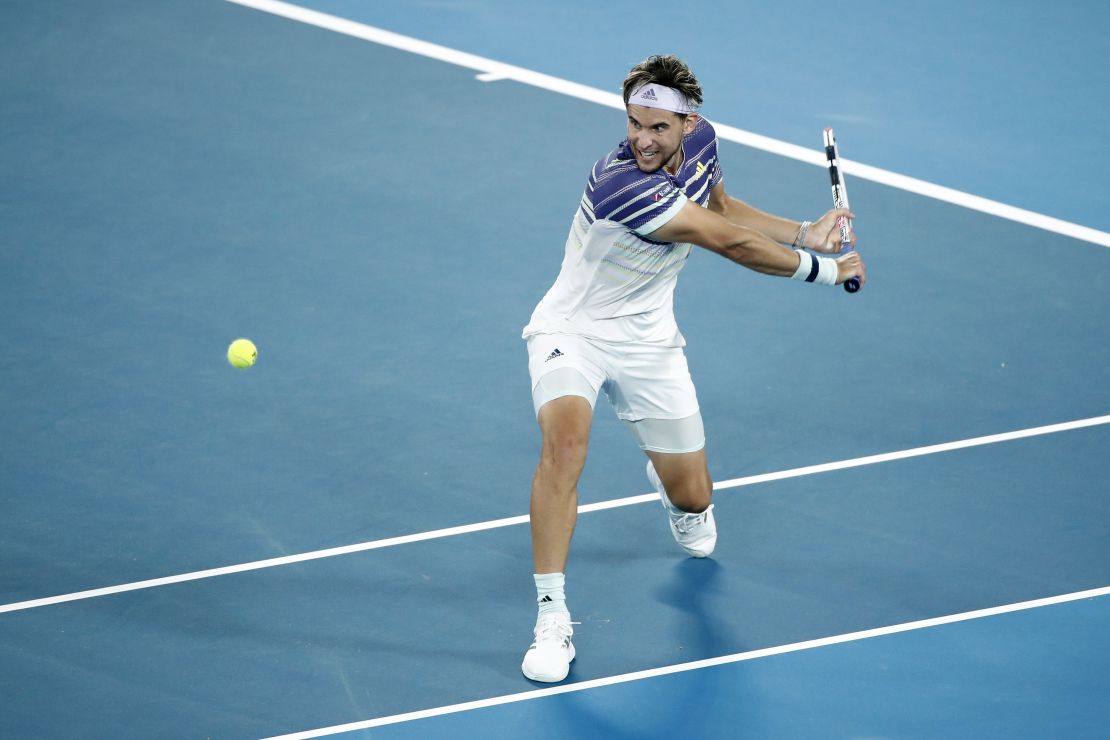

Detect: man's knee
540,429,589,470
649,451,713,512
537,396,593,472
660,469,710,512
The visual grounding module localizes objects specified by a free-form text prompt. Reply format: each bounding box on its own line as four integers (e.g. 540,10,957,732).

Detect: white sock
533,572,570,622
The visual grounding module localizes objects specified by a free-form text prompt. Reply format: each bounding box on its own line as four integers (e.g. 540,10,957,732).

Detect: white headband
628,83,695,115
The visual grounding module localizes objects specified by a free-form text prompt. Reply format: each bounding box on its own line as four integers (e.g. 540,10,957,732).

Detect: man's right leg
522,394,593,682
531,395,593,574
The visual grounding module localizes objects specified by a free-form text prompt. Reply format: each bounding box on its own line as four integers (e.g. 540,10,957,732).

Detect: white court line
263,585,1110,739
226,0,1110,249
2,414,1107,615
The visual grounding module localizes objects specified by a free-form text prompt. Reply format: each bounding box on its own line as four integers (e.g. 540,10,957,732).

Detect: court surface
1,1,1108,738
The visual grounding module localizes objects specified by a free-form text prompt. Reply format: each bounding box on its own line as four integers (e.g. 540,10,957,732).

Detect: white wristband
815,255,838,286
791,250,838,286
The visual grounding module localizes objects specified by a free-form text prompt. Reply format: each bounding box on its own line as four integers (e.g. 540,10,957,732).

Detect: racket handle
835,212,860,294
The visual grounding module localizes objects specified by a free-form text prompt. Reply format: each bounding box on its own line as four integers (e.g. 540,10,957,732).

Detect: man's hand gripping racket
823,128,864,293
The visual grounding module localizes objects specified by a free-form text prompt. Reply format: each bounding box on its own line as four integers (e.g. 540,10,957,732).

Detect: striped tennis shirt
523,116,724,347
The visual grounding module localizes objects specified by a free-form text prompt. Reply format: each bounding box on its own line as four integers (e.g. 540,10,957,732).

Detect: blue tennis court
2,1,1108,738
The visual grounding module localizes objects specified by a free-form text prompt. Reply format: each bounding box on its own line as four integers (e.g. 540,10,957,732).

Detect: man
520,54,866,683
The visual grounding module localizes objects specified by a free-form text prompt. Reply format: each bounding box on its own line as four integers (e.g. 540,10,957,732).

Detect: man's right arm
648,200,866,286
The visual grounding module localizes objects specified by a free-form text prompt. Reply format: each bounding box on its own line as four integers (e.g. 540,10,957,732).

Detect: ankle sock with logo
533,572,570,621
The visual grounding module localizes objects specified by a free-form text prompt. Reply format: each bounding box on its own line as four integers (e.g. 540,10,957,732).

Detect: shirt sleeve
591,169,689,237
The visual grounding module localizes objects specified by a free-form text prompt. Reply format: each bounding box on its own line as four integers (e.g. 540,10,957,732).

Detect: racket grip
835,213,860,294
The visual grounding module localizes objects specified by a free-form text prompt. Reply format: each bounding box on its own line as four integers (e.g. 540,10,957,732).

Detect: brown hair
621,54,703,113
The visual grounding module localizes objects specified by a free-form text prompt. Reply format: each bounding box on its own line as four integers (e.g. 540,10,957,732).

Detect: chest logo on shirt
695,161,707,179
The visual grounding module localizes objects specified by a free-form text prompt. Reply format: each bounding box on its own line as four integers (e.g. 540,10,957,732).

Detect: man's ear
684,112,700,134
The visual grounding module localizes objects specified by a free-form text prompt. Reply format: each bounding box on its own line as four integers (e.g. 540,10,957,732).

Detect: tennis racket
823,128,860,293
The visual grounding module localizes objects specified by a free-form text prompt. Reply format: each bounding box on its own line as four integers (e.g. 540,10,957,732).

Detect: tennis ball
227,338,257,369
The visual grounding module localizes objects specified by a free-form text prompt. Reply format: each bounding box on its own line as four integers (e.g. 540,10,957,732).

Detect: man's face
626,105,696,173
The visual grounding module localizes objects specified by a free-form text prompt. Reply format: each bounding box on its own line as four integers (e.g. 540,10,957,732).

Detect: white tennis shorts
526,332,704,453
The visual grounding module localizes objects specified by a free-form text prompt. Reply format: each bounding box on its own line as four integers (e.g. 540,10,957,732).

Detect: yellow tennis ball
227,338,257,368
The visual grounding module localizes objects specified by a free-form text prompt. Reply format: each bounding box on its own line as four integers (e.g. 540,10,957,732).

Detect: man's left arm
707,182,854,254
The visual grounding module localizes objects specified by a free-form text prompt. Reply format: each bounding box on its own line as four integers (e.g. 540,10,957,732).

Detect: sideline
3,413,1107,615
263,586,1110,738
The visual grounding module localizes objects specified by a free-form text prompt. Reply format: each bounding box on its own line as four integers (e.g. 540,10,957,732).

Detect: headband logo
629,83,693,114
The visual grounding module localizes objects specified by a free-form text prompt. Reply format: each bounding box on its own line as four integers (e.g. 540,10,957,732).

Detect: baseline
226,0,1110,249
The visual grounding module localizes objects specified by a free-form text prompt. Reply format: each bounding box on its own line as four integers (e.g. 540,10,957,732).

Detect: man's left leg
610,343,715,556
645,447,716,558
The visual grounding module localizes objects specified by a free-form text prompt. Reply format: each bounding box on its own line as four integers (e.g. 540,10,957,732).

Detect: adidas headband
628,83,695,115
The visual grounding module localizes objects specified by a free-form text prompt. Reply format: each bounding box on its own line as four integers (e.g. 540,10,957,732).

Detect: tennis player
520,54,866,682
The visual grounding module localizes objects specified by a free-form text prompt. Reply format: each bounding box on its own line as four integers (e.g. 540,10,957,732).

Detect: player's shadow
654,556,728,662
538,557,734,739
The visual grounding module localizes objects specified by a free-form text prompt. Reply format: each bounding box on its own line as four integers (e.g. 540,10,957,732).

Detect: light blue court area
360,594,1110,740
298,0,1110,234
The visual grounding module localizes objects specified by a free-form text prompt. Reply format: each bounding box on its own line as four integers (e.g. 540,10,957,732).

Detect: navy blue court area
2,1,1108,738
358,595,1110,740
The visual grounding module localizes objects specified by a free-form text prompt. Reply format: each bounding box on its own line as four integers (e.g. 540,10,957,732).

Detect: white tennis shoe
647,460,717,558
521,613,575,682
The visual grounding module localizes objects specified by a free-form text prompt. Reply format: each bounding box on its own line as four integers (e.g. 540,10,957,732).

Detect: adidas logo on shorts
545,348,564,362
